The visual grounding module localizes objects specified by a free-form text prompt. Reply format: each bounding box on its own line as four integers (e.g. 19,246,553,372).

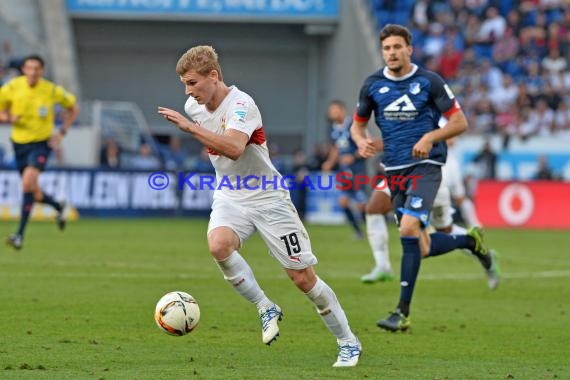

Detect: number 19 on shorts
280,233,301,256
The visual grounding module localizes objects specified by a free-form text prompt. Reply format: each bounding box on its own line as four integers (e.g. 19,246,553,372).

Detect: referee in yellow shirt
0,55,79,250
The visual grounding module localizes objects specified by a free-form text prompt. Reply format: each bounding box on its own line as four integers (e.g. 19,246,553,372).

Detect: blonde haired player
158,46,361,367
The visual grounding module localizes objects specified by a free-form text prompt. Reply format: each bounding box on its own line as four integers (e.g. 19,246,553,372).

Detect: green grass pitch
1,219,569,379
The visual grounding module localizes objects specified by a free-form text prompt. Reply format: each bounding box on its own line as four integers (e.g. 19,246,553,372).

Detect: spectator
554,100,570,137
192,146,215,173
472,140,497,179
100,138,122,169
478,6,507,44
546,22,564,51
465,0,489,17
476,59,503,90
542,47,568,76
496,104,519,147
490,74,519,113
529,98,556,136
550,67,570,94
534,155,556,180
539,82,562,110
128,143,161,170
470,98,496,134
162,136,188,170
423,23,446,57
517,106,541,140
410,0,432,32
524,61,547,96
269,142,287,174
464,13,482,47
439,41,463,79
515,81,536,109
505,9,523,36
492,28,520,69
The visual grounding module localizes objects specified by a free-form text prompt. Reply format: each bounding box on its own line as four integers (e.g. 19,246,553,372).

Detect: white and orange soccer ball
154,291,200,336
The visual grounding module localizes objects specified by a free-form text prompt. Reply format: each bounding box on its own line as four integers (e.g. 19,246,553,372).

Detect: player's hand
49,131,64,149
321,161,333,171
412,135,433,159
158,106,196,133
0,112,19,124
356,138,377,158
370,137,384,151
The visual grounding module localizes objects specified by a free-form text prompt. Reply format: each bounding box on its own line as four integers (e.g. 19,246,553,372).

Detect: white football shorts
372,178,392,196
430,184,455,229
442,154,466,198
208,197,318,270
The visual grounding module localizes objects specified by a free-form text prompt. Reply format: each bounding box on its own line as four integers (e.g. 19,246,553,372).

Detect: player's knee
21,168,39,192
208,235,238,260
287,268,316,292
366,193,391,214
21,178,37,192
365,201,380,214
399,225,420,237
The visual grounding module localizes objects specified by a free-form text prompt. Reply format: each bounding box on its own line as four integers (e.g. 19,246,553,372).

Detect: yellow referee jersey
0,76,76,143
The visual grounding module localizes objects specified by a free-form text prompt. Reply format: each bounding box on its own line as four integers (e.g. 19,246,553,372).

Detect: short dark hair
379,24,412,46
329,99,346,109
21,55,45,69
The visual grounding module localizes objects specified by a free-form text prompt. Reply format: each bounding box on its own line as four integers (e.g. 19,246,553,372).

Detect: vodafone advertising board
475,181,570,229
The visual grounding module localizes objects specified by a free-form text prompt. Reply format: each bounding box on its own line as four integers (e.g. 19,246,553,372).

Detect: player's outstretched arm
321,145,338,171
158,106,248,160
412,110,468,159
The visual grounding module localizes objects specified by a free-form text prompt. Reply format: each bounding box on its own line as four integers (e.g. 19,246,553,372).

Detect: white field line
2,270,570,281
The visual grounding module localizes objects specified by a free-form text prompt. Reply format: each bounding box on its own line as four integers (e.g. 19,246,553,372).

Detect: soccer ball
154,291,200,336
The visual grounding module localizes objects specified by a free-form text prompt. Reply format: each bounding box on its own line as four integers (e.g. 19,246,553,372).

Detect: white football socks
305,277,354,342
460,198,481,228
366,213,392,273
451,224,467,235
215,251,272,310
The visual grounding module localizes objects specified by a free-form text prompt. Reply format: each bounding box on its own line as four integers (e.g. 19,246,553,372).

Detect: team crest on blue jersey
409,82,420,95
410,196,423,209
379,86,390,94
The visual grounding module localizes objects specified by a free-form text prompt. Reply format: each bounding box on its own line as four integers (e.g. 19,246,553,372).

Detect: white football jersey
184,86,285,202
442,145,466,198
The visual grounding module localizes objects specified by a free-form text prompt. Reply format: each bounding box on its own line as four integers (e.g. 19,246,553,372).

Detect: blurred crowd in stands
371,0,570,141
